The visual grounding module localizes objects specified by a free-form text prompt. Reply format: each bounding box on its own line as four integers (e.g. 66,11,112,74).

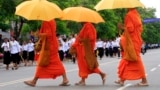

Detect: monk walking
24,20,70,87
69,22,106,86
115,8,148,86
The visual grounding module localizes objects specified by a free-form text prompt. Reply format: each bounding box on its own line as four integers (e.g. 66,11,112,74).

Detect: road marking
158,64,160,67
0,60,118,87
116,83,132,90
150,68,157,72
0,78,32,87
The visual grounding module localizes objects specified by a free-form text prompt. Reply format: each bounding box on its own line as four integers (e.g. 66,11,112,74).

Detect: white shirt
96,41,104,48
1,42,10,51
22,44,28,51
62,41,70,52
10,40,20,54
27,43,34,52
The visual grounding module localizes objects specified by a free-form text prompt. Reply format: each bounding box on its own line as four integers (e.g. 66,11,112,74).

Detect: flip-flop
75,82,86,86
114,80,124,86
137,82,149,86
59,82,70,86
24,81,35,87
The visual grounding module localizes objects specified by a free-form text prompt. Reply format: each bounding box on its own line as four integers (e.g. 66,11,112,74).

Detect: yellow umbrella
61,6,105,24
15,0,63,21
94,0,145,11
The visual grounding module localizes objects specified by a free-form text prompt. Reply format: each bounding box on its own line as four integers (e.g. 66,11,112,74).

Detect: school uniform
1,42,10,65
27,42,35,61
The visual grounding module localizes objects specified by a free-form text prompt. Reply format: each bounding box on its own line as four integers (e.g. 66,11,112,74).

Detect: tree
0,0,159,43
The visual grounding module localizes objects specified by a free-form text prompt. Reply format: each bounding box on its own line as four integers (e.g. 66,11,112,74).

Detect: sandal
137,82,149,86
24,81,36,87
59,81,70,86
114,80,124,86
75,82,86,86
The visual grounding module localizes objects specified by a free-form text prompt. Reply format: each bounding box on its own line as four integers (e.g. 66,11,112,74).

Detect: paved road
0,49,160,90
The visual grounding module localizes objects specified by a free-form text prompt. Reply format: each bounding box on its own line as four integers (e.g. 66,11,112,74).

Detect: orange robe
72,22,101,78
35,20,65,78
118,9,146,80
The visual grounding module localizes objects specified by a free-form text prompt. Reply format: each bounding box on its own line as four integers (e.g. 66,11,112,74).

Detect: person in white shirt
22,40,29,66
68,34,77,63
58,39,64,61
9,37,21,70
104,40,109,57
27,39,35,65
96,38,104,60
1,38,10,70
108,39,113,57
62,39,70,59
116,36,121,58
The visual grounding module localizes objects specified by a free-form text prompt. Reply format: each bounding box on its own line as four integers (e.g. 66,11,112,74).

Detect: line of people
23,8,148,87
57,34,121,63
1,37,35,70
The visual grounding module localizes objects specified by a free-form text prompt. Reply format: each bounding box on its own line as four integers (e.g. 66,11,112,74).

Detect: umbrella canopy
15,0,63,21
61,6,105,24
94,0,145,11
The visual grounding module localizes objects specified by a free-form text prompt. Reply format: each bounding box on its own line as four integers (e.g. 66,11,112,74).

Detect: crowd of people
0,33,122,70
1,36,35,70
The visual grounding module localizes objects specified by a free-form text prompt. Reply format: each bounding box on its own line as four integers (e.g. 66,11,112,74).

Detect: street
0,48,160,90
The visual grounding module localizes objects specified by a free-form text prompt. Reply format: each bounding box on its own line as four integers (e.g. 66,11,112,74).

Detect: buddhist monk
115,8,148,86
69,22,106,86
24,20,70,87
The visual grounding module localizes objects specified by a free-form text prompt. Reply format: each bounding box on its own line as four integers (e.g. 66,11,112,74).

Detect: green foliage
21,23,30,34
26,21,41,31
0,23,10,31
56,20,70,35
139,7,160,43
0,0,16,20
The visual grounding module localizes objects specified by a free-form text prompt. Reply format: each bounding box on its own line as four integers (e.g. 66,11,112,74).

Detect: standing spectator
112,38,118,57
21,40,28,66
115,35,121,58
0,34,3,52
27,39,35,65
104,40,109,57
68,34,76,63
1,38,10,70
96,38,104,60
9,37,21,70
108,39,113,57
58,40,64,61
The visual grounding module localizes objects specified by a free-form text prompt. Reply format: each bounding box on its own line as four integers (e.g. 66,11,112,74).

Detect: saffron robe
71,22,101,78
118,9,146,80
35,20,66,78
